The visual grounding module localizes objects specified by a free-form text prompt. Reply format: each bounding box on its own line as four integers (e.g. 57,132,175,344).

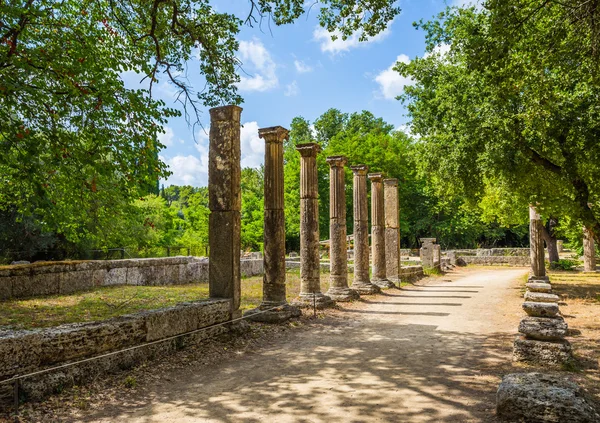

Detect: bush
550,259,580,271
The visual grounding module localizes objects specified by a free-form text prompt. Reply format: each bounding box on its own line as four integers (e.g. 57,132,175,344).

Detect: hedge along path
70,267,529,423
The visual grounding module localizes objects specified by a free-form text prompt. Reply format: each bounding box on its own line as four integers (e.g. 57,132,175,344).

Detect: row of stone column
206,106,402,323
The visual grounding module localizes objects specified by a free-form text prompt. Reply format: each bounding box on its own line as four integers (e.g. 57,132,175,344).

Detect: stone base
524,291,560,303
372,278,396,289
513,336,573,366
518,316,568,341
525,282,552,293
497,373,600,423
522,301,559,317
290,293,335,309
350,282,381,295
326,287,360,302
244,303,302,323
528,275,550,283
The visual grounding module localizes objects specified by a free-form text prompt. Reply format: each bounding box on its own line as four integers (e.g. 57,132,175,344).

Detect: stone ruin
513,206,572,365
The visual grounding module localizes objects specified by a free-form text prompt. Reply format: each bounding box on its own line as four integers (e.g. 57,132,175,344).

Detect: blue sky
132,0,477,187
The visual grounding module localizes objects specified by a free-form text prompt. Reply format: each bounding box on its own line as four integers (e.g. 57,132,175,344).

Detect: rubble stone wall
0,257,264,301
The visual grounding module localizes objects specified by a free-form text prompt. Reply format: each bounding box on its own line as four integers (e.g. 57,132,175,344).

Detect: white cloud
237,39,278,92
313,25,392,54
294,60,313,73
284,81,299,97
163,155,208,187
374,54,414,100
157,126,184,147
240,121,264,168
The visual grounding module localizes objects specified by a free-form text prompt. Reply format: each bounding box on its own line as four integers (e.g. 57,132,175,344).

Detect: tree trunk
541,217,560,264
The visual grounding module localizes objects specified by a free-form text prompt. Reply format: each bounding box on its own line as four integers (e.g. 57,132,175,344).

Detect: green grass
0,269,355,330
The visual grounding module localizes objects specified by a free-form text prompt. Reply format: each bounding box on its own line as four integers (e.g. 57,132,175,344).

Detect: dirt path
70,267,528,423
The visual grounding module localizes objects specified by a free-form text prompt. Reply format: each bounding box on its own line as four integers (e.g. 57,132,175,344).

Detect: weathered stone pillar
291,143,334,308
384,178,401,283
350,165,380,295
433,244,441,268
583,226,596,272
369,173,395,289
325,156,359,301
529,206,548,282
208,105,242,317
245,126,300,322
420,238,436,269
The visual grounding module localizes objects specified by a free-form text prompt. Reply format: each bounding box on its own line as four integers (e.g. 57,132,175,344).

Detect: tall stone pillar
583,226,596,272
245,126,300,322
420,238,436,269
350,165,380,295
529,206,548,282
369,173,395,289
384,178,400,283
208,105,242,318
292,143,333,308
325,156,359,301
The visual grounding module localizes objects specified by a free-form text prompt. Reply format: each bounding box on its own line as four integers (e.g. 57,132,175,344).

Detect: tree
0,0,399,251
397,2,600,246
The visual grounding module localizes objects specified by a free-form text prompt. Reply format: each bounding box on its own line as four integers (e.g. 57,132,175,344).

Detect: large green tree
398,1,600,245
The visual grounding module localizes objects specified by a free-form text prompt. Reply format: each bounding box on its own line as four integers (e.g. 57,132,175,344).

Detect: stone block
524,291,560,303
60,270,94,294
497,373,599,423
522,301,559,317
12,272,61,298
144,299,230,342
0,276,12,300
513,336,572,365
126,266,144,285
526,282,552,293
91,268,108,287
518,316,568,341
0,331,43,379
105,267,128,286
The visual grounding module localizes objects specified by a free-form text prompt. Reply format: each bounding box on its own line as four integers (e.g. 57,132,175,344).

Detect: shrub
550,259,580,271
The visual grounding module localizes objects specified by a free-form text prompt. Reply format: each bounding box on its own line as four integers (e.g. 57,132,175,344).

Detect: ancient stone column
583,226,596,272
529,206,548,282
245,126,300,322
350,165,380,295
369,173,395,289
434,244,441,268
208,105,242,318
292,143,333,308
325,156,359,301
384,178,400,283
420,238,436,269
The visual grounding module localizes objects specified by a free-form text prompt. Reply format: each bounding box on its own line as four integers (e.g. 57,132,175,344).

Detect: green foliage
398,1,600,245
550,259,580,271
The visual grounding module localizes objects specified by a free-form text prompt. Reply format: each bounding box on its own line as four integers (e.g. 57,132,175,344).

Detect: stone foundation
0,258,264,301
0,299,240,403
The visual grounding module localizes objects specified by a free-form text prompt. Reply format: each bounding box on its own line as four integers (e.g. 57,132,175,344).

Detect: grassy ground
0,269,349,331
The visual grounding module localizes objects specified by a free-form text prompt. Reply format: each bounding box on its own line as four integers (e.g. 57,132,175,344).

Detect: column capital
350,164,369,175
384,178,398,187
209,105,243,122
326,155,347,167
259,126,289,143
368,172,384,182
296,142,321,157
420,237,436,245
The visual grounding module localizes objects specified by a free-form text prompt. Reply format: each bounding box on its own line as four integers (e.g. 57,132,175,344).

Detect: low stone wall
285,260,336,272
451,248,529,257
0,257,264,301
457,256,529,267
0,299,238,403
399,265,424,282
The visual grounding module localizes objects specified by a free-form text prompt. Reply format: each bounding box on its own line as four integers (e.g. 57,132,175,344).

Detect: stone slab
513,336,572,366
523,301,559,317
497,373,600,423
524,291,560,303
526,282,552,293
518,316,568,341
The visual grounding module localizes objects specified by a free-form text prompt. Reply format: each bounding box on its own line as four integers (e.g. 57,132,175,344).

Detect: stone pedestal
433,244,441,268
583,226,596,272
384,178,401,283
245,126,300,322
291,143,333,309
208,105,242,314
325,156,359,301
420,238,436,269
369,173,395,289
529,206,548,282
350,165,380,295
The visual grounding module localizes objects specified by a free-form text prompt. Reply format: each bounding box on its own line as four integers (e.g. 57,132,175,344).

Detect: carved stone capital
259,126,289,144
